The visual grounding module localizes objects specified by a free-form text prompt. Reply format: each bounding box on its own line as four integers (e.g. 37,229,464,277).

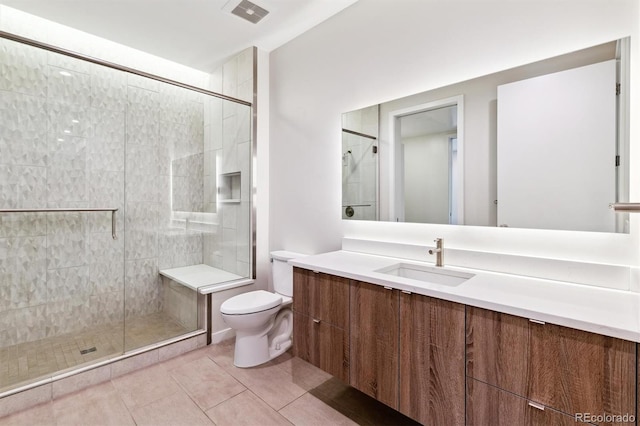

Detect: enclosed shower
341,105,379,220
0,31,254,395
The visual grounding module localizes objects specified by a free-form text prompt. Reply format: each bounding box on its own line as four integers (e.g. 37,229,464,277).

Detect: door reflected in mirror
342,37,630,234
391,99,462,224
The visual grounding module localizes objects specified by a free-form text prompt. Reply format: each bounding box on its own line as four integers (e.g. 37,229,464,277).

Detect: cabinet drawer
466,306,636,420
292,267,349,328
467,378,578,426
292,312,349,382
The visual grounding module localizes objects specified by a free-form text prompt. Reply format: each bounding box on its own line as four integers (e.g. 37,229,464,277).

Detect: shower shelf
0,208,119,240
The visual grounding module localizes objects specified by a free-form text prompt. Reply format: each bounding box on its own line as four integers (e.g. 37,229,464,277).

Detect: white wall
269,0,640,269
403,133,450,224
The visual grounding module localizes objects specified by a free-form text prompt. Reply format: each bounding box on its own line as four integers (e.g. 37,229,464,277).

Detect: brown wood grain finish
316,316,350,382
467,378,577,426
313,272,349,329
349,281,399,409
466,306,636,423
292,267,349,328
292,311,312,362
399,293,465,425
466,306,530,396
529,322,636,422
292,268,350,382
292,312,349,382
292,267,313,315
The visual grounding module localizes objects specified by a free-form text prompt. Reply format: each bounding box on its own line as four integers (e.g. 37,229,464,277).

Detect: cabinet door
312,271,349,328
529,321,636,420
399,293,465,425
293,312,349,382
466,306,530,396
350,281,399,409
292,268,349,328
467,378,577,426
466,306,636,421
292,267,313,316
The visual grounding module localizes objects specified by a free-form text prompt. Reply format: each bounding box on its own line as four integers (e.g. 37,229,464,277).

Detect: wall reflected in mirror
342,38,630,234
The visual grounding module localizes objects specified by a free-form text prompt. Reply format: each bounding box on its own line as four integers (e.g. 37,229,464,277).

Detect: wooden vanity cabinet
349,281,400,409
349,280,466,423
399,292,465,425
466,306,636,424
292,268,350,382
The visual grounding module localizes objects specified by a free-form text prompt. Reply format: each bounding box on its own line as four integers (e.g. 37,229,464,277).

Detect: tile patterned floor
0,341,420,425
0,312,190,393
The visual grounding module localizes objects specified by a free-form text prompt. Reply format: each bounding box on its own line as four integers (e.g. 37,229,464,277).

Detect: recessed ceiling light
63,129,71,134
59,70,72,77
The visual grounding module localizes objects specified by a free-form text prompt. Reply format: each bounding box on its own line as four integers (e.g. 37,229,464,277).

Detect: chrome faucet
428,238,444,267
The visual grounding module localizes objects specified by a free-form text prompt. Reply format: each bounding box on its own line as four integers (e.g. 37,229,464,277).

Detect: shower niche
219,172,241,203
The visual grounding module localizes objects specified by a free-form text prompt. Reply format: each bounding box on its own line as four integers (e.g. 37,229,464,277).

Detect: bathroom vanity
290,250,640,426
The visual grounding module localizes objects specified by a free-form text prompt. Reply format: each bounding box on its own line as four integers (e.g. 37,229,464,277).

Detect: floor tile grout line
109,378,140,425
277,389,309,414
158,350,246,422
202,348,308,413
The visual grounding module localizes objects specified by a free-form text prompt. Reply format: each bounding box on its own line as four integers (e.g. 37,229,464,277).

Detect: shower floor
0,312,191,393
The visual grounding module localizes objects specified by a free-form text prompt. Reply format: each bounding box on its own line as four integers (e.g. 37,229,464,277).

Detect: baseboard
211,327,235,344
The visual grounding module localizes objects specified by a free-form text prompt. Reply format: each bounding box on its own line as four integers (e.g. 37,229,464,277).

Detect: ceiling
0,0,358,72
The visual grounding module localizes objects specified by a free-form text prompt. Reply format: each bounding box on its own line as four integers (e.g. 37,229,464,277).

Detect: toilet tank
271,251,306,297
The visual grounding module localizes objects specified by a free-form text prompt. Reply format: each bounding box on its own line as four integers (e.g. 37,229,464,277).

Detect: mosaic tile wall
0,36,217,348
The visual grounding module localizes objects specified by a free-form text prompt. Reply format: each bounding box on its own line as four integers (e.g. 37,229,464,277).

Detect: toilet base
232,308,293,368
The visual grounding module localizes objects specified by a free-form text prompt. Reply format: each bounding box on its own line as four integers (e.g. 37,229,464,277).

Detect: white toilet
220,251,304,368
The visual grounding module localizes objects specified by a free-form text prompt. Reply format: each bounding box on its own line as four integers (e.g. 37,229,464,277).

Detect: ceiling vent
226,0,270,24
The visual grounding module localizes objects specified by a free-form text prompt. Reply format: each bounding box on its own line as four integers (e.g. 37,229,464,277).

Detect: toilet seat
221,290,282,315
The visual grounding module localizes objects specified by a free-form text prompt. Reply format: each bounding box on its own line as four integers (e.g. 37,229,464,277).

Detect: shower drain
79,346,97,355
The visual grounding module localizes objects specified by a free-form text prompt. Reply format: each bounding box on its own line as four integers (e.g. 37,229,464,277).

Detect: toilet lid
220,290,283,315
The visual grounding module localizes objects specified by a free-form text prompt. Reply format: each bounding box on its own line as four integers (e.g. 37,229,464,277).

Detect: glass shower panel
0,37,126,392
200,99,253,276
0,31,254,392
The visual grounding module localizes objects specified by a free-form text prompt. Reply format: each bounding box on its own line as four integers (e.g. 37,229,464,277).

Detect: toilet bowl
220,251,304,368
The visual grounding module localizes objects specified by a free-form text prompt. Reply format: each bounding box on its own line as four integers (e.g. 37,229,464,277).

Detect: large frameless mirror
342,38,630,234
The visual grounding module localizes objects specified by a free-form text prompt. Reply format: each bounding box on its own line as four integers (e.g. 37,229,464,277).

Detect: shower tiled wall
201,47,253,277
342,105,379,221
0,36,205,347
0,37,127,347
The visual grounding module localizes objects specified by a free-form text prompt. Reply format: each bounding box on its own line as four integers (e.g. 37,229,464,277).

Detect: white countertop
289,250,640,342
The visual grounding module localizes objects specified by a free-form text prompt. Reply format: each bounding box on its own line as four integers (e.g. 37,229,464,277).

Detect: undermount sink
375,263,475,286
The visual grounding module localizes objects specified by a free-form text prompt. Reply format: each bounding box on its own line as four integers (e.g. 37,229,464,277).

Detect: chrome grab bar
0,208,119,240
610,203,640,212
